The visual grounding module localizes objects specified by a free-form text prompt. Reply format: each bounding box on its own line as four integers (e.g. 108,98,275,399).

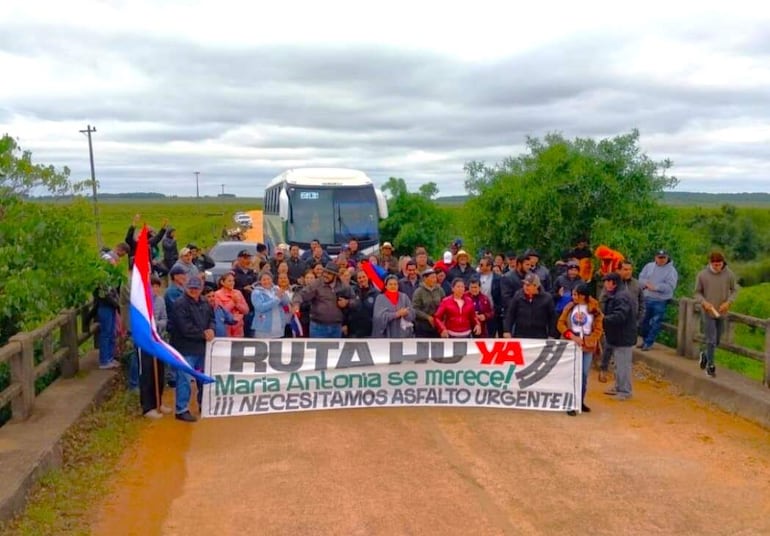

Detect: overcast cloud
1,0,769,196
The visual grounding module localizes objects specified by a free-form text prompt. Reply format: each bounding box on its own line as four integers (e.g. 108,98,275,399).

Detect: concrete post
60,310,80,378
684,299,699,359
8,333,35,421
676,298,688,356
764,320,770,388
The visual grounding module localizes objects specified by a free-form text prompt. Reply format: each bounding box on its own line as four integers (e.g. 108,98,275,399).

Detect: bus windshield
288,186,379,246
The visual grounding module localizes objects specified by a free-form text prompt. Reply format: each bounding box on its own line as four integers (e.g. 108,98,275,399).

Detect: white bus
262,168,389,257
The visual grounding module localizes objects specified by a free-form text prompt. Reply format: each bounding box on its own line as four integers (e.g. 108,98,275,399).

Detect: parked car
204,241,258,287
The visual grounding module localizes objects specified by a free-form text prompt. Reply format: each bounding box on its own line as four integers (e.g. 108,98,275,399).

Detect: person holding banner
372,275,416,338
434,278,482,338
170,276,215,422
345,270,379,338
502,273,555,339
557,283,603,416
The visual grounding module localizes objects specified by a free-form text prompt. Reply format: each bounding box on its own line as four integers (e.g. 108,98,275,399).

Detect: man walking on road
694,251,738,378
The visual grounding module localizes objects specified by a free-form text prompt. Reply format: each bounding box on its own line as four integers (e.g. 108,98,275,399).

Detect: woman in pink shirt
214,272,249,337
434,278,482,338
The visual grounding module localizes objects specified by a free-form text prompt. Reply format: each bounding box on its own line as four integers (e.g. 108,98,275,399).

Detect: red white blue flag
361,259,387,291
129,225,214,383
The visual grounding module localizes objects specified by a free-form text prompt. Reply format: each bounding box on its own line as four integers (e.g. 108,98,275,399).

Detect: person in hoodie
251,272,292,339
694,251,738,378
637,249,678,351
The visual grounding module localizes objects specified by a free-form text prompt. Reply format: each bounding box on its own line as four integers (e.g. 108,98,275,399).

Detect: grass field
84,197,263,251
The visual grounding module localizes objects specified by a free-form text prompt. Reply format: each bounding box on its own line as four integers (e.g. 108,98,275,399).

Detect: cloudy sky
1,0,769,196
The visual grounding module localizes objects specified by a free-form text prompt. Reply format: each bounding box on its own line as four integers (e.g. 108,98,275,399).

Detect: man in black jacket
171,276,214,422
601,272,637,400
502,274,555,339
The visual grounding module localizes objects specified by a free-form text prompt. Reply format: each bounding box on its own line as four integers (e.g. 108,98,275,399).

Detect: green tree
0,134,75,196
0,137,116,344
464,130,699,290
379,178,451,256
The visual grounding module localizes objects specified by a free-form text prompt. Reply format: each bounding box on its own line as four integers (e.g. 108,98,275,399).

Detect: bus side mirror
375,188,389,219
279,189,290,221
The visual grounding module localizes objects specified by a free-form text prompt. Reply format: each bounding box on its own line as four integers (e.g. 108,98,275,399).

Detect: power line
79,125,103,250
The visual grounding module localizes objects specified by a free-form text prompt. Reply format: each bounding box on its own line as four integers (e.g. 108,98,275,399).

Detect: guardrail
663,297,770,387
0,303,98,422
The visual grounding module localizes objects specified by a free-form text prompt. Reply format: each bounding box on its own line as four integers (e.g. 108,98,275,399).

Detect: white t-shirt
569,304,594,337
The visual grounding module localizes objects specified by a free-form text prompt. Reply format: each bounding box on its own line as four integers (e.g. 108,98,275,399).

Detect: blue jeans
309,321,342,338
702,316,723,368
581,352,593,404
640,299,667,347
176,355,204,414
97,305,116,366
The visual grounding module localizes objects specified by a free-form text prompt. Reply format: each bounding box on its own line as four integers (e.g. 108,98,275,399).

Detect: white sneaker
99,360,121,370
159,405,173,414
143,409,163,419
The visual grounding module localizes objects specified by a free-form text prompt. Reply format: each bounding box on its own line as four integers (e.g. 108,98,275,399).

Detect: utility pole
221,183,225,195
79,125,103,250
194,171,200,198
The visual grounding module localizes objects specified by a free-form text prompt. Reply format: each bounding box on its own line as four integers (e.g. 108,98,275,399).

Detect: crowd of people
95,216,739,422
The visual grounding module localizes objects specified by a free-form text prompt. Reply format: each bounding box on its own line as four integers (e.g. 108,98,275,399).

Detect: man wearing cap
601,272,637,400
269,244,288,276
164,265,188,336
412,268,445,338
694,251,738,378
503,273,554,339
187,243,215,273
638,249,678,351
293,262,357,338
232,249,258,335
170,276,214,422
378,242,399,275
171,247,200,280
598,260,645,382
447,249,475,286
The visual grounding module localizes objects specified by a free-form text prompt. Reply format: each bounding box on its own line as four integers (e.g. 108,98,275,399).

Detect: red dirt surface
91,367,770,535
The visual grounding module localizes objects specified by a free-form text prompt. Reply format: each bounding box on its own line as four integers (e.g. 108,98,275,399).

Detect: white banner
202,338,581,418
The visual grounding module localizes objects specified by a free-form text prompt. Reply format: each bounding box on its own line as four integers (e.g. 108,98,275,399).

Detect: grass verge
0,378,142,536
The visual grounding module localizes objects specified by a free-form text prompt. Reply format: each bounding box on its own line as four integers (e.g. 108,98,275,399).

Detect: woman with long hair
214,272,249,337
557,282,604,416
434,278,481,338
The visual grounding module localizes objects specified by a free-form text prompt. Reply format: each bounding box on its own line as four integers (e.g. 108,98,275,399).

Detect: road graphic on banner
202,338,581,418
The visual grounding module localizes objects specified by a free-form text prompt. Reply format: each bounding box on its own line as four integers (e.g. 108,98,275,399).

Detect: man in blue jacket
638,250,678,351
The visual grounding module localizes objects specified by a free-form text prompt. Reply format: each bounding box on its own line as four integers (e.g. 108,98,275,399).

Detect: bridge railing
661,297,770,388
0,303,98,422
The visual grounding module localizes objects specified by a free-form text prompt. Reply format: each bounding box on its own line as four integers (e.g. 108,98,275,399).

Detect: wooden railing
0,303,98,422
663,298,770,388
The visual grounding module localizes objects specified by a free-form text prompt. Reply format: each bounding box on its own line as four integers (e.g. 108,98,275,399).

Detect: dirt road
243,210,263,243
91,366,770,535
